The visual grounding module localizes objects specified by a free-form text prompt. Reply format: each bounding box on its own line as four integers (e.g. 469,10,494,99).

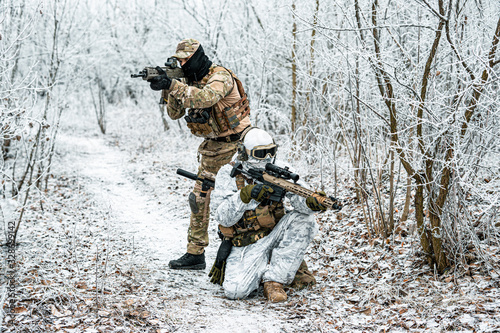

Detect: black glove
240,184,274,204
185,108,211,124
148,66,172,91
208,239,233,285
306,191,328,212
330,197,343,211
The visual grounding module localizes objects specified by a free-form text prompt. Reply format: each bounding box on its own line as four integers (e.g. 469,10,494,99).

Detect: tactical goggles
246,144,278,160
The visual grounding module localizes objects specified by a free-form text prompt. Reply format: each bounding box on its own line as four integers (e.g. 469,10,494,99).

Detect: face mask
244,157,273,169
181,45,212,83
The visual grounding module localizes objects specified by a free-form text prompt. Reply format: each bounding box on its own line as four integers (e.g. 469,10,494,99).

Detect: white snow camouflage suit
210,161,318,300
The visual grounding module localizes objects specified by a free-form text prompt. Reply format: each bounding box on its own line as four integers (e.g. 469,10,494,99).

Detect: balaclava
182,45,212,83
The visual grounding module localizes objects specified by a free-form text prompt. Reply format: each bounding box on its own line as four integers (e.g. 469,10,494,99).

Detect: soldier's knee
290,212,315,227
302,213,315,223
302,211,315,222
223,285,250,300
223,278,254,300
289,213,316,237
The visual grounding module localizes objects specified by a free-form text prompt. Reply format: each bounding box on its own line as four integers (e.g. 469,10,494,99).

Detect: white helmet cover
240,128,277,167
243,128,274,150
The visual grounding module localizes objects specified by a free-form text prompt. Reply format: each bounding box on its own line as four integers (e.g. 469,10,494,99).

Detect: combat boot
263,281,287,303
169,252,206,270
290,260,316,290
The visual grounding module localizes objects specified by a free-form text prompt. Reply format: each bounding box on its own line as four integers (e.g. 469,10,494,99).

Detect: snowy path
57,133,185,260
55,133,298,333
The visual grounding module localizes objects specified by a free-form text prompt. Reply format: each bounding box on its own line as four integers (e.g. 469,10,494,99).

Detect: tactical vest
185,66,250,138
219,174,285,247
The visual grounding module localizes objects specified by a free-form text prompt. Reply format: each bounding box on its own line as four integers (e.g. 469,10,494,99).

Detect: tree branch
461,16,500,136
417,0,445,158
488,16,500,68
444,1,475,81
414,0,448,21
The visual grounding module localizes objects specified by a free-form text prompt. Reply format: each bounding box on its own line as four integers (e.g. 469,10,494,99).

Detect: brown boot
263,281,287,303
290,260,316,290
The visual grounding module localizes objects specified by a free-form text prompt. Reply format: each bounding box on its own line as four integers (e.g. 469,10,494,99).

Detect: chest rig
185,66,250,138
219,173,286,247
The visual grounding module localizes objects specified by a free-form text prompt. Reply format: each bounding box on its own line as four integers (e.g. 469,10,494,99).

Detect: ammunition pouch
185,108,211,124
232,228,272,247
216,173,285,247
255,205,276,229
185,107,221,138
218,201,285,247
218,225,236,239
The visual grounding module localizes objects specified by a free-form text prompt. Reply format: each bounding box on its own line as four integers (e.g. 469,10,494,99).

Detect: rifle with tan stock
230,162,343,211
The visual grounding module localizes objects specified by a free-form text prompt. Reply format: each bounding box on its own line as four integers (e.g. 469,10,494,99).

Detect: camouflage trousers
187,139,238,255
223,210,317,300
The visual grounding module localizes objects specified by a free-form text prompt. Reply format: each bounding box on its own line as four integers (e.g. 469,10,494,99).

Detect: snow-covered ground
2,105,499,332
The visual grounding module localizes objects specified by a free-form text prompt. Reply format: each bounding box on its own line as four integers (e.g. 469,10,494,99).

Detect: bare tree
349,0,500,272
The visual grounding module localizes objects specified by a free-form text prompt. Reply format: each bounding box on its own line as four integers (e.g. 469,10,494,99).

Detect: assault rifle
131,57,184,80
230,162,343,211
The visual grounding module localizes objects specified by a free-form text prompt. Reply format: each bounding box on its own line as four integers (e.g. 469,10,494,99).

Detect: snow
1,105,500,332
56,133,185,260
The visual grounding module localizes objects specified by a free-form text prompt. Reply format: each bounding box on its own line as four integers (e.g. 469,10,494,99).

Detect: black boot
169,252,206,270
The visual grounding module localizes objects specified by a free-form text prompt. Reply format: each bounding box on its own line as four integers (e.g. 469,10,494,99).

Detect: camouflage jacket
162,64,250,137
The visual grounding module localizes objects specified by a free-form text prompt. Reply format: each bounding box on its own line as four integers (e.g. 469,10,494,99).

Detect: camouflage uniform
163,39,251,255
210,163,318,299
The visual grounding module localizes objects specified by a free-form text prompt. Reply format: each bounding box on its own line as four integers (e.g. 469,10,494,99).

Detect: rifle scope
265,163,299,182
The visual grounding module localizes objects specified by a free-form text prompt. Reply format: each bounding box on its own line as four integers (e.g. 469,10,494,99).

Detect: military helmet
238,128,278,162
172,38,200,59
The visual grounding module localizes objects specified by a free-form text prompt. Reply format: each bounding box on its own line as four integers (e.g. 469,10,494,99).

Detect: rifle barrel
176,169,198,181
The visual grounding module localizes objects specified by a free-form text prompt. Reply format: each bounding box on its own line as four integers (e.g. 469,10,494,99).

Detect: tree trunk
291,1,298,133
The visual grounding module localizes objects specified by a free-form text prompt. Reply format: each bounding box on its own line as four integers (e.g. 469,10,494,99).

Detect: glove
306,191,327,212
148,66,172,90
330,197,343,211
185,108,211,124
208,239,233,285
240,184,274,204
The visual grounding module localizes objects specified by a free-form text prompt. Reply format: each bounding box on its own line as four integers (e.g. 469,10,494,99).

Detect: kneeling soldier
209,128,326,302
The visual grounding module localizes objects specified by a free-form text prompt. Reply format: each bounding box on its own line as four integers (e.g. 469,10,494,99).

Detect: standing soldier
148,38,251,270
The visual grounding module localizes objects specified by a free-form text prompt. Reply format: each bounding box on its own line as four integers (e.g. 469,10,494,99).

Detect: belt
209,133,242,143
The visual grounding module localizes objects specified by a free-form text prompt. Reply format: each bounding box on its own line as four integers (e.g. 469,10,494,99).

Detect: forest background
1,0,500,332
